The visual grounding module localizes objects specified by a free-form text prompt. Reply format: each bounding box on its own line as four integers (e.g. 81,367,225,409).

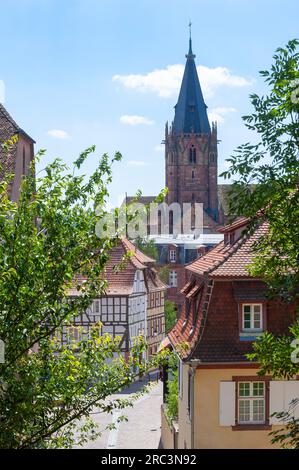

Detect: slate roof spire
172,28,211,135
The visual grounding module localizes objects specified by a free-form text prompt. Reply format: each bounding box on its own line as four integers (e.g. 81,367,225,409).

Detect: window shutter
219,381,235,426
270,381,299,424
284,381,299,419
270,381,285,425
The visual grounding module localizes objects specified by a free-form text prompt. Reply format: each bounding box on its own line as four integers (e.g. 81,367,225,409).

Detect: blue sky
1,0,298,207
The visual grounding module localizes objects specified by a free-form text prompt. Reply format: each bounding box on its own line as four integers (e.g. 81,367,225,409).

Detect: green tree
165,354,179,422
134,236,158,260
165,300,177,332
0,146,165,448
221,40,299,447
157,265,170,284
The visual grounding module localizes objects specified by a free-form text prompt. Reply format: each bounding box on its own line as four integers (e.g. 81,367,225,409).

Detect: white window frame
169,270,177,287
242,303,263,332
238,381,265,424
169,249,176,263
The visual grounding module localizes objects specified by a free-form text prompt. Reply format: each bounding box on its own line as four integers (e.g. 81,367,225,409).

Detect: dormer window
242,304,263,332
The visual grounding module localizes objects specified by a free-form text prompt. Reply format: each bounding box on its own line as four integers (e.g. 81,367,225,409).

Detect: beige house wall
160,405,179,449
177,362,192,449
193,368,282,449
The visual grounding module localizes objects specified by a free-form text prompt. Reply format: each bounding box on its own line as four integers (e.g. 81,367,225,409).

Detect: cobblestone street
79,374,163,449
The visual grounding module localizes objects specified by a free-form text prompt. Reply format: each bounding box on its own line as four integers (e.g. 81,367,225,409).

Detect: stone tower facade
165,37,219,225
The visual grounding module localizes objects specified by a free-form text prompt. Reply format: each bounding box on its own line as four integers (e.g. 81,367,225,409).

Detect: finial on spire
186,20,195,58
188,20,192,54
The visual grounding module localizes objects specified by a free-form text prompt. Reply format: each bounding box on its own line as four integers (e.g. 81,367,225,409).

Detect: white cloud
113,65,252,99
47,129,71,139
120,115,155,126
127,160,148,167
154,144,164,152
208,106,236,124
0,80,5,103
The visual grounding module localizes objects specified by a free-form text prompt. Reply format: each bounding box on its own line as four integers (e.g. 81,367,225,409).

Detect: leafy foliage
164,300,177,332
0,147,169,448
269,400,299,449
165,354,178,422
222,39,299,447
221,39,299,300
134,236,158,260
157,265,170,284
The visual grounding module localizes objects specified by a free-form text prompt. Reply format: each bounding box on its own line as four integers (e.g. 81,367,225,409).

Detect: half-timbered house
66,238,166,360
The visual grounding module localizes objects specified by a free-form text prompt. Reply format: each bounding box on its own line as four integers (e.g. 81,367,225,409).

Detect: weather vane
188,20,192,39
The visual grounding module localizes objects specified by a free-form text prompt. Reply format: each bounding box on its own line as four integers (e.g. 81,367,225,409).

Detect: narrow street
79,374,163,449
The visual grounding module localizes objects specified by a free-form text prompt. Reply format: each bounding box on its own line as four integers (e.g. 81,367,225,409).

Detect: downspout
188,358,201,449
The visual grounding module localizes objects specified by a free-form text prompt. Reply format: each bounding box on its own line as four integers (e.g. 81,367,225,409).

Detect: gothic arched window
169,210,174,235
158,210,162,235
189,147,196,163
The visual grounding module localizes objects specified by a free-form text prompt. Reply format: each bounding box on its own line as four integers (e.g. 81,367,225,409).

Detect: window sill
239,332,263,341
232,424,272,431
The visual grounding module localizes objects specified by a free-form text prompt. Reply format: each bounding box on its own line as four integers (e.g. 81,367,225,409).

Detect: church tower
165,34,219,226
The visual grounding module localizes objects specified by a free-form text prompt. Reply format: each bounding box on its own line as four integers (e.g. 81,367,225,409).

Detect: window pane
239,400,250,422
239,382,250,396
243,305,251,313
253,382,264,396
253,312,261,329
244,312,251,329
253,399,265,422
254,305,261,314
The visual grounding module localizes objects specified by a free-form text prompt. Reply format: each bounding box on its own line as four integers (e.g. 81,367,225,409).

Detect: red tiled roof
217,216,250,233
232,281,268,302
167,222,272,360
187,222,268,278
103,238,145,294
186,283,202,299
168,281,207,356
121,237,155,265
67,238,166,296
145,267,167,292
180,282,192,295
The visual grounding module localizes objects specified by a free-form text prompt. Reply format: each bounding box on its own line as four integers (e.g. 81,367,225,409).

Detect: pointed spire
172,27,210,135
